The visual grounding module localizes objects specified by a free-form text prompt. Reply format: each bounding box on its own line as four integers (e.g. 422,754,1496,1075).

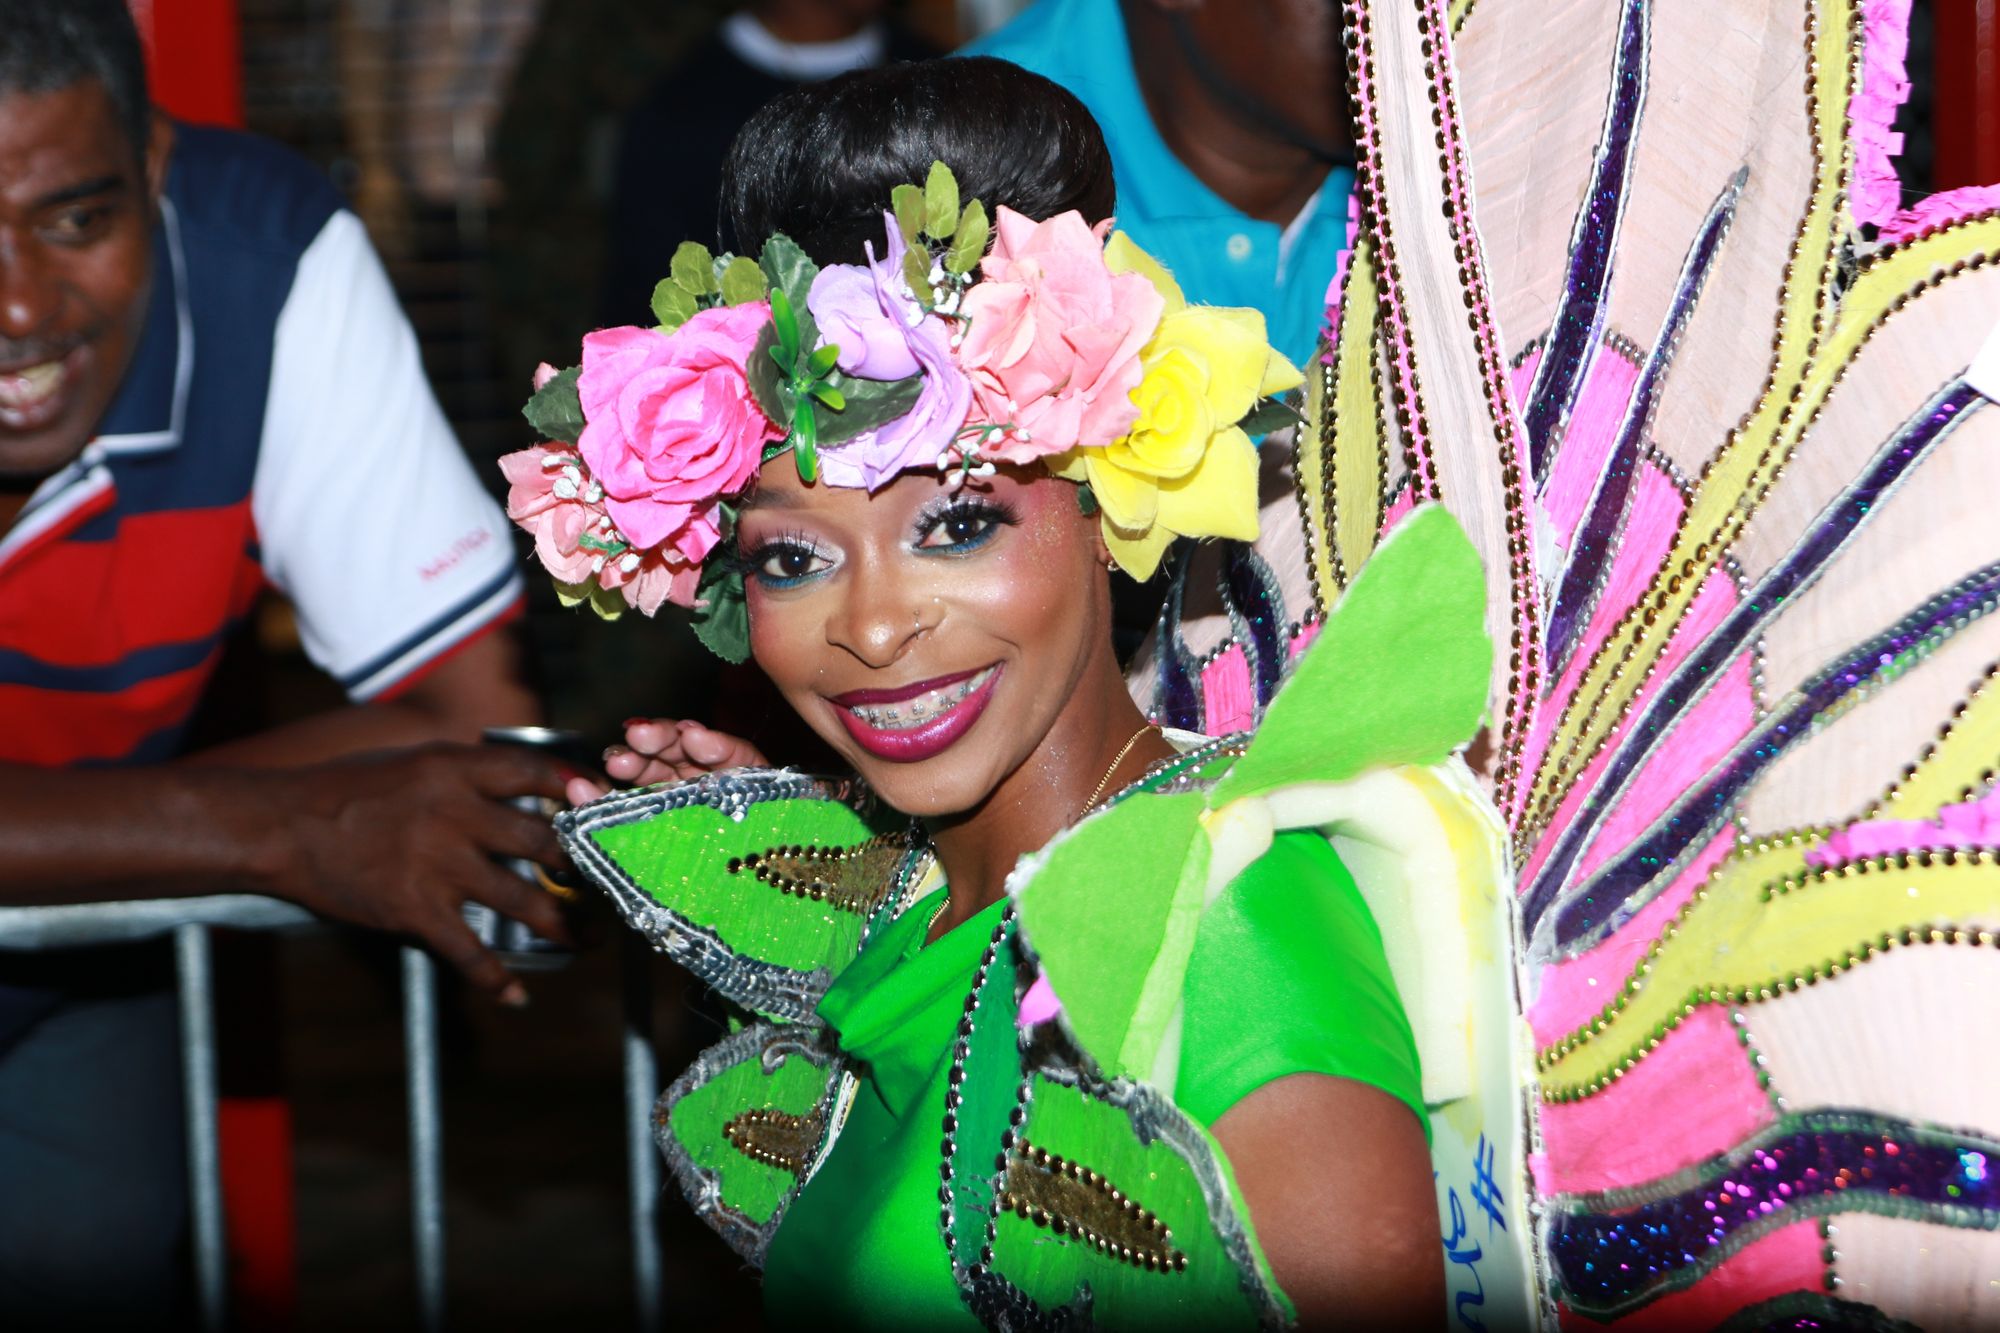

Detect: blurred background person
969,0,1356,368
601,0,941,328
0,1,572,1321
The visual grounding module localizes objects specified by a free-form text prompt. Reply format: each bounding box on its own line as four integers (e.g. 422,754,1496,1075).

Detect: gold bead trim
997,1138,1188,1273
722,1106,825,1174
1538,840,2000,1103
726,833,908,915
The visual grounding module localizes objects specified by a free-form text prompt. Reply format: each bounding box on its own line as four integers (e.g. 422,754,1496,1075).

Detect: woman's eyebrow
735,487,793,513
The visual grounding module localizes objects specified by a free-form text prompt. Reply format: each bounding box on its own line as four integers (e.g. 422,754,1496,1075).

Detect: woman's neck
921,660,1177,941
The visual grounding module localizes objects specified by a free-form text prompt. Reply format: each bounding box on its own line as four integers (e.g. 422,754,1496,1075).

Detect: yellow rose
1055,235,1303,579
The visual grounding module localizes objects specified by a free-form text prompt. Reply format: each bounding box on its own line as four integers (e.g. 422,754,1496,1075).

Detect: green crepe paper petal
521,366,584,444
1009,791,1207,1082
1210,502,1490,807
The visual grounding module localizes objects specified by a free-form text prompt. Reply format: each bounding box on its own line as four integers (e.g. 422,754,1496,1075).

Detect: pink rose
956,208,1164,464
500,445,604,585
577,304,781,560
595,543,704,615
500,444,705,613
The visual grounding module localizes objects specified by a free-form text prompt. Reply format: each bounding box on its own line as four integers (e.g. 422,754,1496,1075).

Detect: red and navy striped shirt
0,126,523,767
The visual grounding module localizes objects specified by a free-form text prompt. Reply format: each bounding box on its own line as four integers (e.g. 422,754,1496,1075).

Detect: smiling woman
511,59,1461,1330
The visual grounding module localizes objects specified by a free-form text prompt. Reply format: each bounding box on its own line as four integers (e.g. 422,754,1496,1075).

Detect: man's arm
0,740,569,1004
190,626,540,768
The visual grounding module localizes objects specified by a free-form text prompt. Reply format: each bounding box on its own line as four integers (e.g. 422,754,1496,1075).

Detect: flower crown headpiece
501,162,1302,661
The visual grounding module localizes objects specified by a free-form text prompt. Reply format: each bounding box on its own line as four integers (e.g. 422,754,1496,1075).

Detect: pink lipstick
828,664,1001,762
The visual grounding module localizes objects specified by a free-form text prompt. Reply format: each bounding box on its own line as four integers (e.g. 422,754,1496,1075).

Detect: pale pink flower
500,444,605,585
956,207,1164,465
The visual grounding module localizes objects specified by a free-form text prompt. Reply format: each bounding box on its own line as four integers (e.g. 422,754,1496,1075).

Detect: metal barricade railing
0,899,665,1332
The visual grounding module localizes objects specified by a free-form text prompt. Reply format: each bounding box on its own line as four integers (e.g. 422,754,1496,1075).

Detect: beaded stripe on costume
726,833,909,915
724,1107,828,1174
1515,0,1860,844
997,1140,1189,1273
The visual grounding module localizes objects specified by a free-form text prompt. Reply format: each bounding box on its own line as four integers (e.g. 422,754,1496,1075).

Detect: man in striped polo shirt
0,2,575,1318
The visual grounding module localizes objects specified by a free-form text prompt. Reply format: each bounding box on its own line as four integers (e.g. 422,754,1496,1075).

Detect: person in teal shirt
966,0,1356,366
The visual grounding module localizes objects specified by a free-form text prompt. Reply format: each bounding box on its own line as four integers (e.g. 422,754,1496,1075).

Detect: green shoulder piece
943,912,1289,1330
556,769,914,1022
1011,506,1491,1088
657,1021,847,1266
1213,501,1490,805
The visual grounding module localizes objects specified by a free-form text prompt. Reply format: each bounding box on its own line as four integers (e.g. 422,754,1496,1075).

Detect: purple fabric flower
810,213,973,491
808,261,921,381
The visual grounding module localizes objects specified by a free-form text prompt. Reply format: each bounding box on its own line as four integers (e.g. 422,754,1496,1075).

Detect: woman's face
737,460,1111,818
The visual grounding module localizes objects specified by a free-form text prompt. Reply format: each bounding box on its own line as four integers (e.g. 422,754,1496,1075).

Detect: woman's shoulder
1177,829,1427,1132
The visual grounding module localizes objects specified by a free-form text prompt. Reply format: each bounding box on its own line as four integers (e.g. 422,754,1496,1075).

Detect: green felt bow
1009,504,1492,1082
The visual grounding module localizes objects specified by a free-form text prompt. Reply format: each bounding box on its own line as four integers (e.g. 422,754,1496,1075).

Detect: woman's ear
1076,486,1117,571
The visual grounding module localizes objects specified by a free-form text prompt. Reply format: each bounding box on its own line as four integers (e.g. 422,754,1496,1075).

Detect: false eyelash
738,527,827,569
915,494,1023,536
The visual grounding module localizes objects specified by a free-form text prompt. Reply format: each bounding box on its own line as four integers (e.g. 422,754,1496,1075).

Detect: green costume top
762,828,1422,1328
556,506,1513,1329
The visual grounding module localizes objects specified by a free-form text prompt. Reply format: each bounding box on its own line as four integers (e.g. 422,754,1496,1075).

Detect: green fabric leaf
552,577,592,609
812,371,923,446
945,199,989,275
663,1033,831,1224
923,160,959,239
891,183,924,242
689,561,750,663
1239,394,1305,437
585,580,627,621
521,366,584,444
670,240,718,295
651,278,697,331
769,287,801,363
1011,792,1207,1081
746,323,793,426
719,255,767,306
793,403,819,483
1210,503,1491,806
902,247,931,301
758,233,819,328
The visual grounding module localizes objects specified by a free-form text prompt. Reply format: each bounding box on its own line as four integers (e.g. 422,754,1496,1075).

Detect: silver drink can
472,725,593,970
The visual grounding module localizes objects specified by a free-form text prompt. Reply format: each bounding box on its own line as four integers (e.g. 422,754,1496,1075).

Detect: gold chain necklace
1079,723,1161,818
926,722,1160,943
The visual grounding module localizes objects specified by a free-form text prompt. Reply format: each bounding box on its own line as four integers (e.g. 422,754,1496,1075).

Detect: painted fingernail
624,717,649,729
499,982,530,1009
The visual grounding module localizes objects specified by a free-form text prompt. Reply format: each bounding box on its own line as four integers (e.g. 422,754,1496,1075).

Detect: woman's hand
564,719,769,806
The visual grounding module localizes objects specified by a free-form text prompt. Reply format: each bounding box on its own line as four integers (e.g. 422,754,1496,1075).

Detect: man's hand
264,743,573,1005
565,719,768,806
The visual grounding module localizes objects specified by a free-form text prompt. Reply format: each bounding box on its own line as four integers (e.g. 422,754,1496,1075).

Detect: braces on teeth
847,669,991,730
